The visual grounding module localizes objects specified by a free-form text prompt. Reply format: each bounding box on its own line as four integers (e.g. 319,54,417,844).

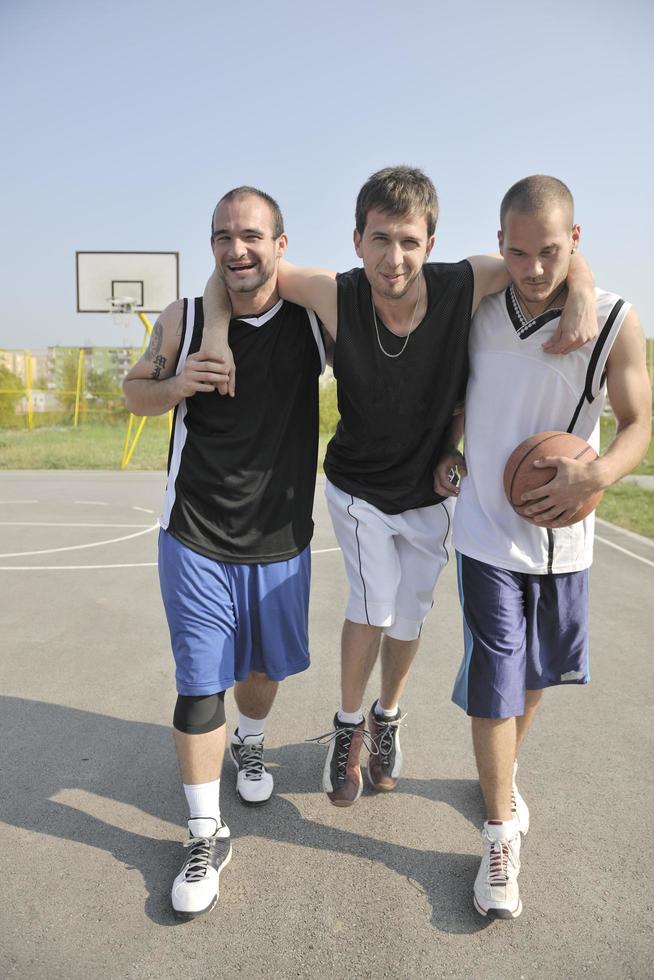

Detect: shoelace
487,838,513,884
306,725,379,780
235,742,265,781
371,713,406,761
181,837,213,882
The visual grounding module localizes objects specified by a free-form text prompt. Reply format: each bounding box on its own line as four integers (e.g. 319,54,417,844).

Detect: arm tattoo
150,354,167,380
145,321,163,361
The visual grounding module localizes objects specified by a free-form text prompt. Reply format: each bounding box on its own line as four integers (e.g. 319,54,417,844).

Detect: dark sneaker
230,731,274,806
319,714,366,807
171,819,232,921
366,703,403,791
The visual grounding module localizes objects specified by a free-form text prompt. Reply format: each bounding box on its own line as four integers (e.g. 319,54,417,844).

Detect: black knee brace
173,692,226,734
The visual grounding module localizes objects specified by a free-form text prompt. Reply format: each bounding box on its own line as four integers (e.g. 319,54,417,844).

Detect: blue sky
2,0,653,349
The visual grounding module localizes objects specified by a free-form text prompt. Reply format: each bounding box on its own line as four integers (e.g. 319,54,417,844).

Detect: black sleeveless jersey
161,297,324,563
324,261,473,514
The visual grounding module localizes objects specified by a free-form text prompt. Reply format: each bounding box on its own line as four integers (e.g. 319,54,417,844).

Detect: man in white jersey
435,175,651,919
203,166,598,811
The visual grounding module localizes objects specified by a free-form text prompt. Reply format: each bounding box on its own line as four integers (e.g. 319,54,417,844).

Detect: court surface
1,470,652,980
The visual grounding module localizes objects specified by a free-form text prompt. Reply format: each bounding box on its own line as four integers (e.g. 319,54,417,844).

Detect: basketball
503,431,603,525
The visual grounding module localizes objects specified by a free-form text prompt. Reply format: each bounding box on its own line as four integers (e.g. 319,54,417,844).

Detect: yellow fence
0,346,140,429
0,315,174,467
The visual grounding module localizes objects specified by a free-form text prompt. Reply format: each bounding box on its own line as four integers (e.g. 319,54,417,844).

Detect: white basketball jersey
453,287,630,574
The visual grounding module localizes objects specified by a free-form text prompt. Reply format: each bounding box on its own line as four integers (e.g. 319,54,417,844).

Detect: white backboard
76,251,179,313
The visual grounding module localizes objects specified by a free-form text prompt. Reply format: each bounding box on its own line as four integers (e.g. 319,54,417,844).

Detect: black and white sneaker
308,714,366,807
171,819,232,921
366,702,404,792
229,731,274,806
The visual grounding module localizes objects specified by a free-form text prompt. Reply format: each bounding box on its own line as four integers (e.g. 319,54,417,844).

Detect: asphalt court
1,470,652,980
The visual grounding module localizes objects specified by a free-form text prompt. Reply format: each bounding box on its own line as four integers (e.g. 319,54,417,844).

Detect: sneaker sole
473,892,522,920
327,780,363,807
365,766,397,792
235,789,272,807
229,747,273,806
172,844,233,922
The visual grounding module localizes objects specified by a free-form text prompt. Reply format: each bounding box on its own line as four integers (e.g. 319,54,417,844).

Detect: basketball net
109,296,136,328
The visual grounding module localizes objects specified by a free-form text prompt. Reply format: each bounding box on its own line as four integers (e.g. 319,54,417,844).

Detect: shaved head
500,175,574,230
211,186,284,240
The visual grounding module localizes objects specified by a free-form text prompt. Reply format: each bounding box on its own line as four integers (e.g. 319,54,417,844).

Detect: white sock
236,712,266,742
184,779,220,837
337,707,364,725
374,699,399,719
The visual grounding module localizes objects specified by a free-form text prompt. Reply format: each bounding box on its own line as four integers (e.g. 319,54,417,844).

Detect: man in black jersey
123,187,324,920
202,166,596,810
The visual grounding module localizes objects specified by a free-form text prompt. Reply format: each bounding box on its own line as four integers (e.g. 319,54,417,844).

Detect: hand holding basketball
503,431,604,527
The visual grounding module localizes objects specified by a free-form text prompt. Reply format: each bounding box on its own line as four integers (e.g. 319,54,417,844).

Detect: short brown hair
211,186,285,239
355,166,439,237
500,175,574,229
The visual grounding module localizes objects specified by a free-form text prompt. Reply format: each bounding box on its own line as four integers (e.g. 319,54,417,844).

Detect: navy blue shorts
158,529,311,696
452,553,589,719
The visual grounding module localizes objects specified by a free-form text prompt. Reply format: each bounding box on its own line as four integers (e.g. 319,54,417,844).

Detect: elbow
122,382,142,416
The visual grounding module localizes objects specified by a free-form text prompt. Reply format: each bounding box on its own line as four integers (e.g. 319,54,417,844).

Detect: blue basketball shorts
452,552,589,719
158,529,311,696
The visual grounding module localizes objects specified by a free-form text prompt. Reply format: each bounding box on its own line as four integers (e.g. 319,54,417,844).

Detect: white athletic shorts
325,479,454,641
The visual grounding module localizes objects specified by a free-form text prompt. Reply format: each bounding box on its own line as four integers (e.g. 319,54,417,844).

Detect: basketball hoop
109,296,136,328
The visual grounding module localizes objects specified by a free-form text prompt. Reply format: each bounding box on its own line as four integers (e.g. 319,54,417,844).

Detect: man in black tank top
202,167,597,813
124,188,324,920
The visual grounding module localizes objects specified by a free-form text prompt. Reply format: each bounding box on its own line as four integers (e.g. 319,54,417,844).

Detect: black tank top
162,297,324,562
324,261,473,513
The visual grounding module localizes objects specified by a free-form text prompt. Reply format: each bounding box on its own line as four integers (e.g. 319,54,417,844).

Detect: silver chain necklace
371,274,422,358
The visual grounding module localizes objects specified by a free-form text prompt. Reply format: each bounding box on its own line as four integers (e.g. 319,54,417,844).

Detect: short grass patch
600,415,653,475
597,483,654,538
0,419,170,470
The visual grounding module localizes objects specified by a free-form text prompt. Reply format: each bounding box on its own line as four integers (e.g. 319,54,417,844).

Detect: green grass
1,415,653,538
597,483,654,538
600,415,653,475
0,419,170,470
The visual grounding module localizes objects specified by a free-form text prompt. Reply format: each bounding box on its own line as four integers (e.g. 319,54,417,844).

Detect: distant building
1,346,139,415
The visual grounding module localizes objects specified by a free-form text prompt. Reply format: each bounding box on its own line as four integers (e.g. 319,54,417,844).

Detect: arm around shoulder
542,253,597,354
277,259,338,340
466,254,509,315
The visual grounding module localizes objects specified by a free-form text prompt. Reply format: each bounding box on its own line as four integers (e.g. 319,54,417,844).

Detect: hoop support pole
121,415,148,469
119,312,169,469
121,413,136,468
73,348,85,427
137,312,154,336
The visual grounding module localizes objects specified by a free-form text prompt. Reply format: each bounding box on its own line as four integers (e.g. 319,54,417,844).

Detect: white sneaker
229,731,274,805
171,819,232,921
512,760,530,835
473,821,522,919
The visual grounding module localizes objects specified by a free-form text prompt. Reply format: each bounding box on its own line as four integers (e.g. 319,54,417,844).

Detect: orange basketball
503,431,603,526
